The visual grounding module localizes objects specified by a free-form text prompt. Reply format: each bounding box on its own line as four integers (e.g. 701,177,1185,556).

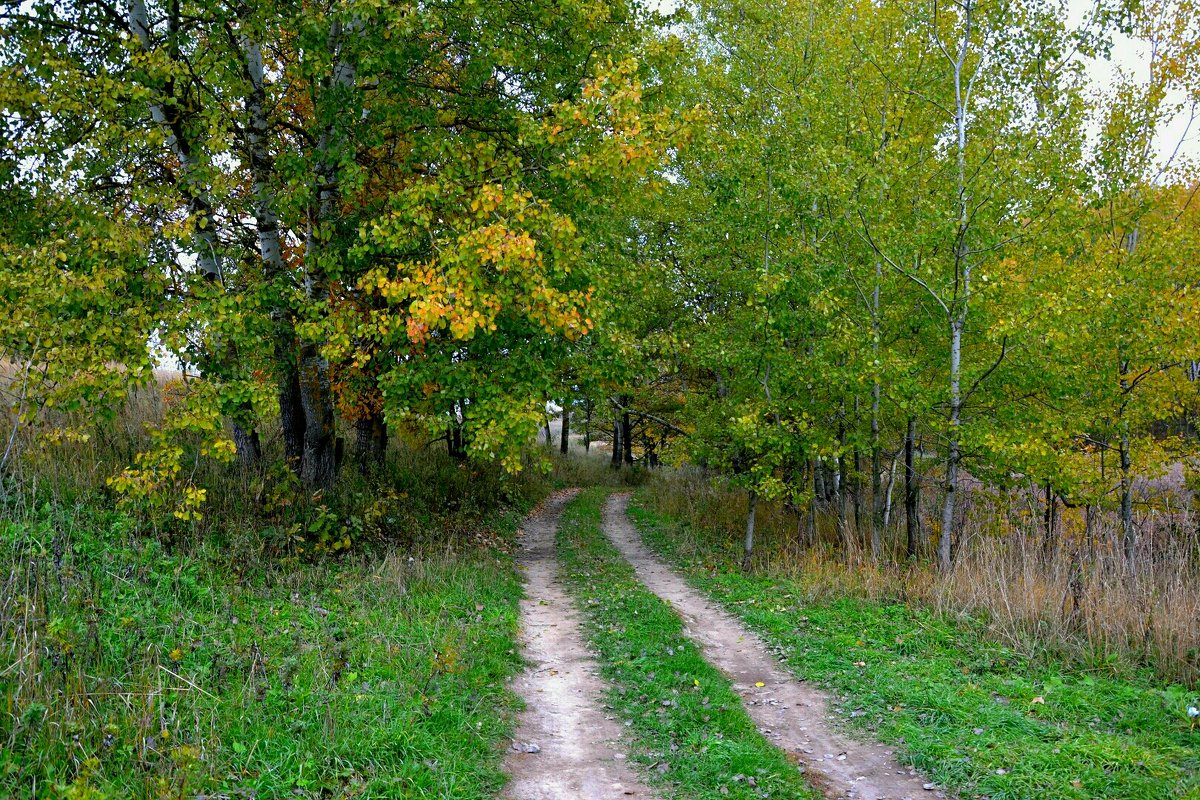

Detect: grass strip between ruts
556,488,821,800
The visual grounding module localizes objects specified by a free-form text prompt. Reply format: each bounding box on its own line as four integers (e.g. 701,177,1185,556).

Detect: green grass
556,488,821,800
0,492,533,799
628,493,1200,800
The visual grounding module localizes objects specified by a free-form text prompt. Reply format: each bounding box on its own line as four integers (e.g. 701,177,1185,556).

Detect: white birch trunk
128,0,221,282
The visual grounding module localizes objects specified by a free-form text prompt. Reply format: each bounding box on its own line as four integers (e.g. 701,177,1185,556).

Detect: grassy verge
628,493,1200,800
556,488,820,800
1,490,534,799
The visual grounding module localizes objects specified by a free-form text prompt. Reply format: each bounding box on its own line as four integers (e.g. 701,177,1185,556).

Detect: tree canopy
2,0,1198,566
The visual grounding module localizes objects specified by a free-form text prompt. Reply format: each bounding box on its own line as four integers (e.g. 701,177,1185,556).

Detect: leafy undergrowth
628,495,1200,800
557,488,821,800
0,495,532,799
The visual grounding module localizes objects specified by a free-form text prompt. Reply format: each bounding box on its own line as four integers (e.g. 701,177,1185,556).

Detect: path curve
602,493,946,800
502,490,657,800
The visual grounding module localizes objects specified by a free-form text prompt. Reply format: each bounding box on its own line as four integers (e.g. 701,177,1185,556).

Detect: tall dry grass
642,469,1200,687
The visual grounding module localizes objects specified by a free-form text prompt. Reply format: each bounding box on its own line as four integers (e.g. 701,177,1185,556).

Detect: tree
1,0,674,506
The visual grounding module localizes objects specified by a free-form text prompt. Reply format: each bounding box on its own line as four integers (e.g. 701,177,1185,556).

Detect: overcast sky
1070,0,1198,167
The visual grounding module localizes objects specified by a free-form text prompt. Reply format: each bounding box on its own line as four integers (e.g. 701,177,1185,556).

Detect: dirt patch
602,493,948,800
502,490,658,799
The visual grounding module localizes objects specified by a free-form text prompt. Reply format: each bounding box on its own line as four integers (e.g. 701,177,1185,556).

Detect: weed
0,453,544,798
638,471,1200,686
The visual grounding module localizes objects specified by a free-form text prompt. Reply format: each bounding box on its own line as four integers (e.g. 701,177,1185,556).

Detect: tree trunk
354,411,387,471
298,16,360,491
560,403,570,455
870,421,882,562
905,416,919,560
1084,504,1095,561
940,318,963,571
584,398,592,452
279,367,306,467
836,417,848,547
853,444,863,543
870,260,883,561
808,457,819,548
298,355,337,489
940,2,975,572
1041,481,1057,561
240,34,305,467
833,459,843,509
742,489,757,571
448,419,467,461
621,395,633,466
882,454,898,532
610,409,622,469
129,0,221,282
233,423,261,467
1120,420,1135,566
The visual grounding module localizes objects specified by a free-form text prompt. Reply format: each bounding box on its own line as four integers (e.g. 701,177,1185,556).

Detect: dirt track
600,493,945,800
502,491,657,800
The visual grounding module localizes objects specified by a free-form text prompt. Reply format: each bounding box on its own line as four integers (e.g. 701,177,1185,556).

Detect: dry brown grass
2,378,178,499
642,470,1200,686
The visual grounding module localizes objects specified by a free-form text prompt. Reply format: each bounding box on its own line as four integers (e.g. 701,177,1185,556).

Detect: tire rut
502,490,657,800
601,493,948,800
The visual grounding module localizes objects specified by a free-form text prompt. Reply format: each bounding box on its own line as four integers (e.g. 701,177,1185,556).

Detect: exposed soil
601,493,948,800
502,491,658,800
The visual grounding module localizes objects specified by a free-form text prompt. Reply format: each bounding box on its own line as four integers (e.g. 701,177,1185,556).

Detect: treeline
623,0,1200,571
2,0,1199,568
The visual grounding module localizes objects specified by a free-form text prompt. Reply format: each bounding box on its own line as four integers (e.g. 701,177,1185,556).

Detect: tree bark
940,0,977,572
448,415,467,460
905,416,919,560
298,16,360,490
870,262,883,561
297,357,336,488
584,398,592,452
853,445,863,545
1042,480,1057,561
129,0,221,282
560,403,570,455
882,453,898,532
233,423,261,466
621,395,633,466
808,457,819,548
610,406,622,469
1120,420,1135,565
354,411,387,471
836,417,848,547
940,316,962,571
240,34,305,467
276,368,304,468
742,489,757,571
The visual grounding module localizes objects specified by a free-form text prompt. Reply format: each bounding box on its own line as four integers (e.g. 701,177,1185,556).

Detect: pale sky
1067,0,1199,168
